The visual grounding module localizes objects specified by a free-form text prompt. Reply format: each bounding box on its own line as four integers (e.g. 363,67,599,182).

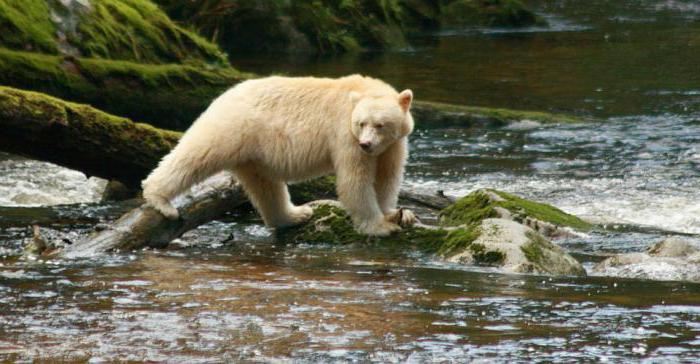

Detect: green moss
0,85,182,187
0,48,250,129
439,190,499,226
73,0,227,64
280,203,482,259
434,225,481,256
412,100,590,128
468,242,505,265
492,190,593,231
439,189,593,232
278,202,583,275
155,0,541,54
0,0,57,53
521,231,586,276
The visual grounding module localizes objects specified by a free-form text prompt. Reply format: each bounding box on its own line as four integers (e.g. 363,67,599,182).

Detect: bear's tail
142,141,226,219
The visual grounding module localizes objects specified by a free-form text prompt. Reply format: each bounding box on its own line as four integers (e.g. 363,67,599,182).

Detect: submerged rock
281,189,587,277
593,237,700,283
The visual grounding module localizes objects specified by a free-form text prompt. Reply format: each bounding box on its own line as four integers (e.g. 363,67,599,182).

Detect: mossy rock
440,0,545,27
280,201,586,276
0,0,226,65
0,48,250,129
412,100,590,128
439,189,594,235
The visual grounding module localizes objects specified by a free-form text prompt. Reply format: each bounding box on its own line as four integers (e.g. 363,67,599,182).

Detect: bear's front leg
375,139,418,227
336,157,400,236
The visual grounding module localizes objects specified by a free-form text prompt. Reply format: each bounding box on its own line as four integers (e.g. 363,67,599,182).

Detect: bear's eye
360,122,367,127
375,123,384,129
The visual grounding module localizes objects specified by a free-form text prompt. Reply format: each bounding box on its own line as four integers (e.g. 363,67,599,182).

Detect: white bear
141,74,414,236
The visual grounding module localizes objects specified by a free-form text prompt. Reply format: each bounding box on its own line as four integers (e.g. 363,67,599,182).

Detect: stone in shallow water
593,237,700,282
448,218,585,276
280,191,587,277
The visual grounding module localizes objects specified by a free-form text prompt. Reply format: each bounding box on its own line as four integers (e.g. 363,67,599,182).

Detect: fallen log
0,48,249,130
0,85,180,189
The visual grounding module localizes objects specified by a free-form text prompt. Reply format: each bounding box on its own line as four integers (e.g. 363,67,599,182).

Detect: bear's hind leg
234,166,313,228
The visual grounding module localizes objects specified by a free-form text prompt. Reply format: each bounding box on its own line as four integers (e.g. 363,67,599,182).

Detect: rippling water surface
1,0,700,361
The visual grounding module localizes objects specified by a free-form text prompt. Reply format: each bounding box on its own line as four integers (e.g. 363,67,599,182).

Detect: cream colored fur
141,74,415,236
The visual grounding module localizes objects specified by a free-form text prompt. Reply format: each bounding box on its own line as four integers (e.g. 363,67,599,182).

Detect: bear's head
350,89,414,156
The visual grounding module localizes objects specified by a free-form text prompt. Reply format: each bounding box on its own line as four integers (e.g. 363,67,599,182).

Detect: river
1,0,699,361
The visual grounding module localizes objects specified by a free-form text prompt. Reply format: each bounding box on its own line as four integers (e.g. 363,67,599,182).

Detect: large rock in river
281,189,588,276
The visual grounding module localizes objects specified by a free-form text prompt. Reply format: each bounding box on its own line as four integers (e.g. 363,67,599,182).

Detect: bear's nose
359,141,372,151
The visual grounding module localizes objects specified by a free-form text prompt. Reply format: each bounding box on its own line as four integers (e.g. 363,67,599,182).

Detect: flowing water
1,0,700,362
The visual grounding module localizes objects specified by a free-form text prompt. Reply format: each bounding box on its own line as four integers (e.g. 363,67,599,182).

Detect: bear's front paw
274,205,314,228
359,219,401,236
289,205,314,224
385,208,419,227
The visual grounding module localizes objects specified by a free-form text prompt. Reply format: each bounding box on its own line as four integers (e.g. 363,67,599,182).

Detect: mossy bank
0,0,226,64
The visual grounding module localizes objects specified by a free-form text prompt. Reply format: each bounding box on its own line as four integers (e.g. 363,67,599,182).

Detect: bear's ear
349,91,362,104
398,89,413,112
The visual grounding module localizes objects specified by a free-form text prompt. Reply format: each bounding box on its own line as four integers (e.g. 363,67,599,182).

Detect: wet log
59,174,246,257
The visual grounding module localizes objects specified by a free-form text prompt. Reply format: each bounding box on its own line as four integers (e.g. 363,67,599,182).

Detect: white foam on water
406,173,700,235
0,153,107,207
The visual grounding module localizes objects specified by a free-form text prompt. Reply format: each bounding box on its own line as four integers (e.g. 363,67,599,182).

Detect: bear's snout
359,141,372,152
